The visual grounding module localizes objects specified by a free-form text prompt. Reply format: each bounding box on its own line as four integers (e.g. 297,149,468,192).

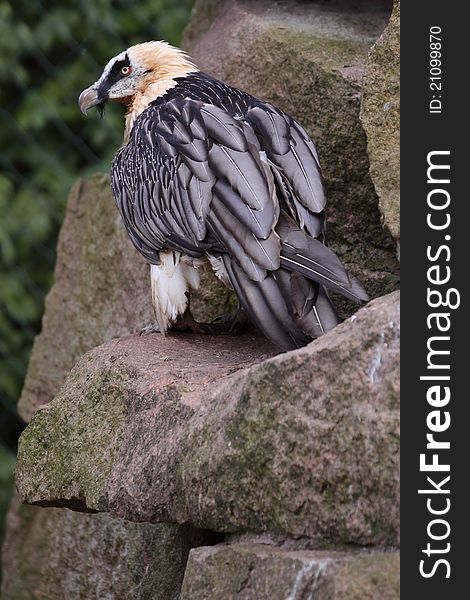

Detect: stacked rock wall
2,1,400,598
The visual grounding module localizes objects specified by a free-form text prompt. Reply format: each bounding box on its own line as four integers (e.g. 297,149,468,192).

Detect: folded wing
110,86,368,349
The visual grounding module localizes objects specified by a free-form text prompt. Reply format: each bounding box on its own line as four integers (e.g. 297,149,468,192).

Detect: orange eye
121,66,131,76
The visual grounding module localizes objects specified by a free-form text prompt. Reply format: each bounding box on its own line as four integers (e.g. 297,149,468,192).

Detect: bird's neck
124,63,197,142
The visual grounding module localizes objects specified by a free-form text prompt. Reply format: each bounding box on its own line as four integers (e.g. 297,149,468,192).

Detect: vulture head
78,41,196,116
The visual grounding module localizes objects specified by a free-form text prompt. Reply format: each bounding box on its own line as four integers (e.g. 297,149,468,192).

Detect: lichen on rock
16,292,399,548
179,544,400,600
4,1,400,597
361,0,400,248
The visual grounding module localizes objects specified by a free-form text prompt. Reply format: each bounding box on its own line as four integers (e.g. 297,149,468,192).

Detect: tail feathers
222,256,342,350
280,245,368,303
277,213,368,303
300,286,341,337
222,256,309,350
276,270,340,338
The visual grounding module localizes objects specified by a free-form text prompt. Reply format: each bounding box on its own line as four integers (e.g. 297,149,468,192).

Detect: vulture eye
121,66,132,76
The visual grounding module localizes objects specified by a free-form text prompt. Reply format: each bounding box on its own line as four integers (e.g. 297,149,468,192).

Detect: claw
139,323,161,335
169,305,210,334
211,308,252,334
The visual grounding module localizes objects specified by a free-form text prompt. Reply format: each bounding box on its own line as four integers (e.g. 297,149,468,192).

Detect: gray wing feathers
213,179,273,239
111,91,368,350
244,106,291,155
113,96,279,269
246,104,326,215
269,162,325,239
209,144,271,212
278,214,368,303
222,255,310,350
209,197,280,274
209,212,266,282
200,105,247,151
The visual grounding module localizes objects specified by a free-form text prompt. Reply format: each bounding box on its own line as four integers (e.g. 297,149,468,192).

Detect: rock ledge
17,292,399,547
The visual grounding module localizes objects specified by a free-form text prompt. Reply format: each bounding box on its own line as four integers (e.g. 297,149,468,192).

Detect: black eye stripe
108,55,131,82
97,54,131,99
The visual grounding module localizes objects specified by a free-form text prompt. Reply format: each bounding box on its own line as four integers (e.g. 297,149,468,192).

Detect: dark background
401,1,467,596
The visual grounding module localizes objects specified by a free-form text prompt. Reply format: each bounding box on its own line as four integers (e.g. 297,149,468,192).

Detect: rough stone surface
191,260,238,323
17,291,399,547
180,544,400,600
183,0,399,310
1,493,208,600
361,0,400,244
183,0,221,51
18,175,154,422
6,174,231,596
16,332,277,513
16,175,243,422
5,3,401,594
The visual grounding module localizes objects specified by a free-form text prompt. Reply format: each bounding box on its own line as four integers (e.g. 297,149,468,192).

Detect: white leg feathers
150,252,200,333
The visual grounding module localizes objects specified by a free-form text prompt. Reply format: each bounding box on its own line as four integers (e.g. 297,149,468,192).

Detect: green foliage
0,0,194,413
0,446,15,557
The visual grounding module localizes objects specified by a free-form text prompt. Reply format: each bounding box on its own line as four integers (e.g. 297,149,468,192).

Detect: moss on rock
1,494,201,600
16,293,399,547
16,363,129,510
180,544,400,600
361,0,400,246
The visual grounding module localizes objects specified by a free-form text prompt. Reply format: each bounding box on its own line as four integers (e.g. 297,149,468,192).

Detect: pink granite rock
17,292,399,547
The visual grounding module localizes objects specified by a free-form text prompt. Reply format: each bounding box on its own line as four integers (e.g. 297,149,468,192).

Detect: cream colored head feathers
128,41,196,83
78,41,197,138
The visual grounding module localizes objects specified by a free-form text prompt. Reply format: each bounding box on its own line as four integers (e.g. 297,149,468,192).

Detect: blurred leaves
0,446,15,541
0,0,193,418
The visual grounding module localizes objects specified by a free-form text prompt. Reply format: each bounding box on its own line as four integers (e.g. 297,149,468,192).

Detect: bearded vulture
78,41,368,350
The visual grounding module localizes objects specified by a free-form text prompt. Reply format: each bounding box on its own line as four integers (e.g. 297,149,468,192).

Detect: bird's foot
211,308,252,335
172,309,215,335
143,307,252,337
139,323,161,335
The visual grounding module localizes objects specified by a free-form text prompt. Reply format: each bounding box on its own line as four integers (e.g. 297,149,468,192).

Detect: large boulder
183,0,399,307
17,175,236,423
16,291,399,547
4,3,401,596
360,0,400,247
180,544,400,600
18,175,154,422
1,493,209,600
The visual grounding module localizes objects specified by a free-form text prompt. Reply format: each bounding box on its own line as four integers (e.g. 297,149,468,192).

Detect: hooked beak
78,86,100,115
